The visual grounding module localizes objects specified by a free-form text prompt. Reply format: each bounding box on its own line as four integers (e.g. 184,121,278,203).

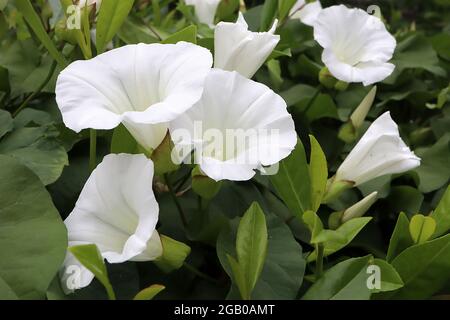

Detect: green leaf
431,185,450,237
110,124,140,154
370,259,404,293
267,59,283,89
133,284,165,300
217,211,305,299
117,17,160,44
409,214,436,244
0,125,68,185
191,166,222,199
0,278,18,300
162,25,197,44
0,155,67,299
260,0,278,31
15,0,67,67
386,212,414,262
308,217,372,261
302,210,323,240
386,33,446,84
270,138,311,217
386,186,424,215
96,0,135,54
309,135,327,211
0,65,10,93
280,84,316,108
278,0,296,21
302,255,372,300
0,40,59,97
226,254,248,300
69,244,116,300
154,235,191,273
217,0,240,20
151,132,179,175
413,133,450,193
234,202,268,299
389,234,450,299
0,109,13,139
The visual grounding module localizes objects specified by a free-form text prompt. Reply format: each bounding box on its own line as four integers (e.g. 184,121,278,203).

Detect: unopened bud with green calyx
322,176,354,204
338,121,358,144
338,86,377,144
328,192,378,229
151,132,180,176
192,166,222,199
342,191,378,223
319,67,338,89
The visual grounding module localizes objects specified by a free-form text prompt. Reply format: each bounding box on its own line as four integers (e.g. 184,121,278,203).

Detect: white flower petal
185,0,221,25
322,49,395,86
60,154,161,290
56,42,212,148
214,12,280,78
122,121,168,151
336,112,421,186
290,1,322,26
170,69,297,181
314,5,396,85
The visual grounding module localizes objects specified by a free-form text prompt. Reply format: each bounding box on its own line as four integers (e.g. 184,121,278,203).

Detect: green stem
315,244,324,280
89,129,97,172
164,173,188,227
105,283,117,300
183,262,220,285
13,60,57,117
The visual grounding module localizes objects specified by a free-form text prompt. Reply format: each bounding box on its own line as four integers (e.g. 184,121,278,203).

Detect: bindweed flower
169,69,297,182
314,5,396,86
185,0,221,26
289,0,322,26
55,42,212,151
214,12,280,78
60,154,162,293
335,112,421,186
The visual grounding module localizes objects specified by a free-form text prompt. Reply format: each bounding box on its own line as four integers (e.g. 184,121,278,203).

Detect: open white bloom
55,42,212,151
214,12,280,78
289,0,322,26
60,154,162,293
335,112,421,186
314,5,396,86
185,0,221,26
170,69,297,182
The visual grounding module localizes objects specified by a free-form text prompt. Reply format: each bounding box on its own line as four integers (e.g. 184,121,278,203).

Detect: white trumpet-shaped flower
314,5,396,86
169,69,297,182
214,12,280,78
60,154,162,293
185,0,221,26
289,0,322,26
335,112,421,186
55,42,213,151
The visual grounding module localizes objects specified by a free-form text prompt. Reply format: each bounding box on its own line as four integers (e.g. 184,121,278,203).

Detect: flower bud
319,67,338,89
341,191,378,223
